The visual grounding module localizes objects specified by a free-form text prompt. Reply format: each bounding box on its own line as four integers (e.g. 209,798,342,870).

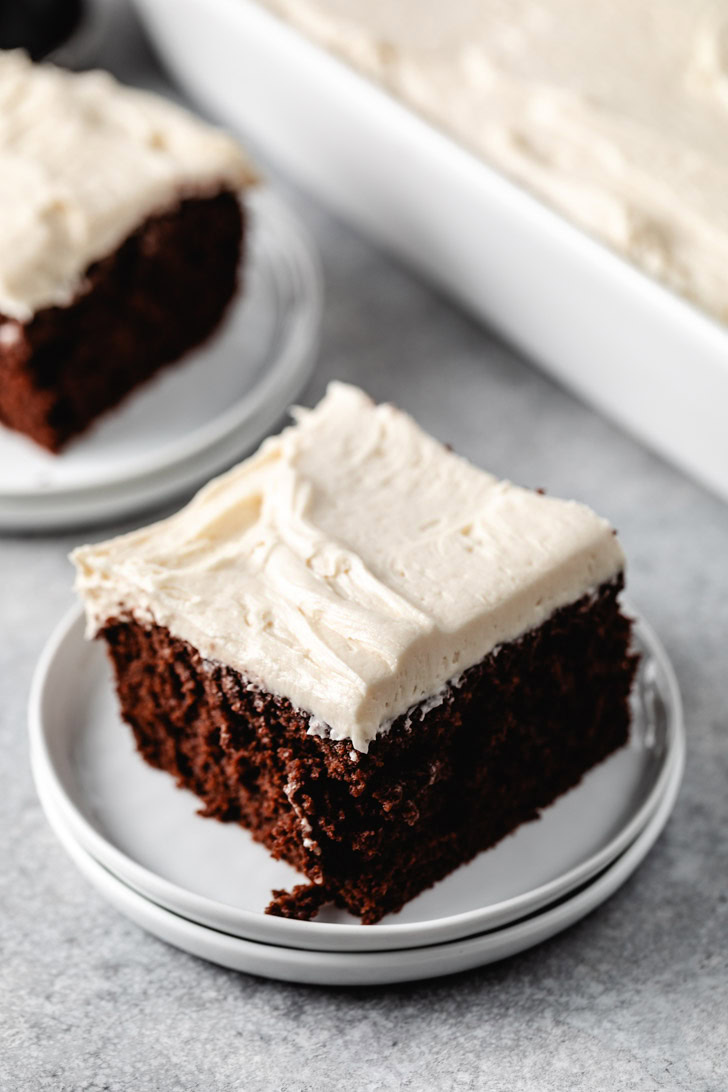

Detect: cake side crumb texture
0,49,257,322
100,578,636,924
73,382,625,752
0,191,244,451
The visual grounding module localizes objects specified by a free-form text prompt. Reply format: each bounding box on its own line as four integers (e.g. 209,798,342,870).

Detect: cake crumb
266,882,331,921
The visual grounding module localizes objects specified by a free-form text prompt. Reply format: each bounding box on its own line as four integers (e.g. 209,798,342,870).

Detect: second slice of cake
0,51,257,452
72,383,637,923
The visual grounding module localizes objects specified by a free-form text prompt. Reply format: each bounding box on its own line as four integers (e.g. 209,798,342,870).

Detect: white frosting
72,383,625,752
0,51,257,321
258,0,728,324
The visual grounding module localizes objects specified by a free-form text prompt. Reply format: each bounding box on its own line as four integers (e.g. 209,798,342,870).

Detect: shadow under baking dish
29,605,684,955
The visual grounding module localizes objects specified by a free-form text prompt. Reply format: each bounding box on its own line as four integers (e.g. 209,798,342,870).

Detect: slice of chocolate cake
72,383,637,924
0,50,257,452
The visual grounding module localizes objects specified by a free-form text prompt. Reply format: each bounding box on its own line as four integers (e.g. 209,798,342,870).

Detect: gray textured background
2,5,727,1089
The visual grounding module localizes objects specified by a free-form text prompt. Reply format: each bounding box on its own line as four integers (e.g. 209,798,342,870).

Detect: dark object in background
0,0,85,59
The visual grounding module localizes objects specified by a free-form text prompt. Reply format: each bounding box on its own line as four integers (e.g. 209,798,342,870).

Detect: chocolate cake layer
100,577,637,924
0,191,244,452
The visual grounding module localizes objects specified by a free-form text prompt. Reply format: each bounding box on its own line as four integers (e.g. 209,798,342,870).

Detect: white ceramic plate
0,188,321,531
38,758,684,986
133,0,728,504
30,605,684,953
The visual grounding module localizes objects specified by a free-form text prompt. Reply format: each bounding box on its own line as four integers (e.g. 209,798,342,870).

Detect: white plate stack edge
29,607,685,985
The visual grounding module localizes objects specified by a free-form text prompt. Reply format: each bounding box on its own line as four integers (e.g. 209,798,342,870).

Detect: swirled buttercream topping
0,50,257,321
258,0,728,324
72,383,624,752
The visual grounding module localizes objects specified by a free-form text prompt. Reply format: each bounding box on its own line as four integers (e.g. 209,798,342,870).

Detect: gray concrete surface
1,6,727,1089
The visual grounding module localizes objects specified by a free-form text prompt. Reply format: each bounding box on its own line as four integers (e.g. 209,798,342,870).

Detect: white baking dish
133,0,728,501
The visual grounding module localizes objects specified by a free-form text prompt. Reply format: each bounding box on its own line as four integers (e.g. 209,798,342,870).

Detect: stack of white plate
30,607,684,986
0,188,321,532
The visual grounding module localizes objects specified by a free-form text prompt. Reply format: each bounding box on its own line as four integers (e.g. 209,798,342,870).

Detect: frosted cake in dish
256,0,728,325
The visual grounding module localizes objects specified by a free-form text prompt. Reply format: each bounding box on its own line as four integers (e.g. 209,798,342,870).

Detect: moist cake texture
0,50,257,451
73,383,637,922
